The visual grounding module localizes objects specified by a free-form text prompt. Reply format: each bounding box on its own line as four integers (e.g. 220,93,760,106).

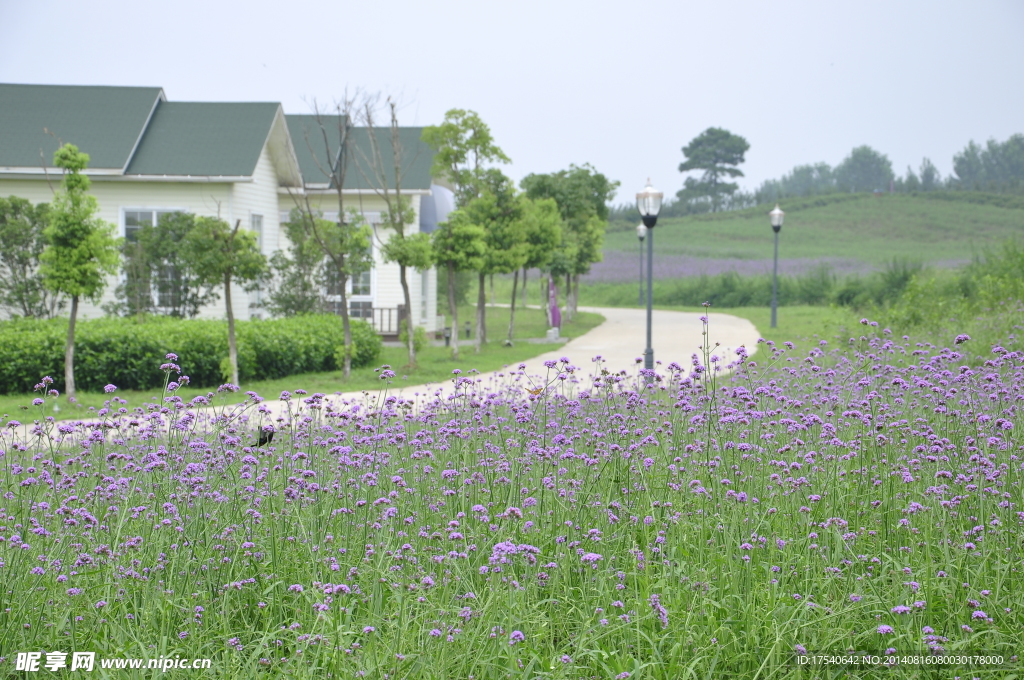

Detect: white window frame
121,207,187,241
120,208,188,312
250,213,264,252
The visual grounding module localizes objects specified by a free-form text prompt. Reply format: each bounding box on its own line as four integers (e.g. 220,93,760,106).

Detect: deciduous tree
834,146,894,193
952,135,1024,192
508,197,560,342
421,109,510,208
39,144,120,399
184,216,267,387
0,196,60,318
260,207,330,318
431,209,486,360
464,170,525,351
521,164,617,318
109,212,216,319
288,96,373,379
359,100,433,368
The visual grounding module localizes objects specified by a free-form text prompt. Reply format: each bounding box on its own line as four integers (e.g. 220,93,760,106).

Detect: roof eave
0,167,124,176
112,174,253,183
280,185,430,195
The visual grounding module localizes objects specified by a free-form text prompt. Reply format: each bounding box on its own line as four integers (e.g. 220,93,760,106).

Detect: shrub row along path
256,306,761,421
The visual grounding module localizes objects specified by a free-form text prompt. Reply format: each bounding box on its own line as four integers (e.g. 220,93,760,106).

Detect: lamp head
636,223,647,241
769,204,784,233
636,179,663,228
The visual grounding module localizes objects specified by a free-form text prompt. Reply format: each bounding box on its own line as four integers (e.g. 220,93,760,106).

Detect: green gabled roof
286,114,433,190
126,101,280,177
0,83,163,170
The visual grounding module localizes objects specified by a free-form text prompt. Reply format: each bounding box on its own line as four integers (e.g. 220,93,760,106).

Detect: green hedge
0,315,381,395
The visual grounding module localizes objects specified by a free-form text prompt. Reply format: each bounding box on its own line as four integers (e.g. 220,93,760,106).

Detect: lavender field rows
0,322,1021,678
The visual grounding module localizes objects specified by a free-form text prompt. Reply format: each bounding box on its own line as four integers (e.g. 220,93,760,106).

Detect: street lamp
769,204,785,329
636,223,647,305
636,180,663,380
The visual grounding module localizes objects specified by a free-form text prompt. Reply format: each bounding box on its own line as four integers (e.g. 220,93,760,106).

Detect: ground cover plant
1,310,1021,678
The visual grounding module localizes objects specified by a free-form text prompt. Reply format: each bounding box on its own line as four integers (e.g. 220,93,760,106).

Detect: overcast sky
2,0,1022,205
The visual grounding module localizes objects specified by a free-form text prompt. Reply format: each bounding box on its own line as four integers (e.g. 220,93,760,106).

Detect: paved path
255,306,762,418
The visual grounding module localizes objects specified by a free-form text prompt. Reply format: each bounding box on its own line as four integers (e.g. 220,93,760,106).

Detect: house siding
1,139,438,332
0,177,236,321
295,192,437,332
231,146,282,321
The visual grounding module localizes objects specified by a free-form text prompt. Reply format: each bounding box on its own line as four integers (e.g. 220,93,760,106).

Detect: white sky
2,0,1021,204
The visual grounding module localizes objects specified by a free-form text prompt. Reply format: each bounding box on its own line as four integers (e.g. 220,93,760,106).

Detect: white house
0,83,452,335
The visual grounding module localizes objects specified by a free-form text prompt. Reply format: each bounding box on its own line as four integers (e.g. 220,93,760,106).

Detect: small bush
399,323,429,353
333,319,382,370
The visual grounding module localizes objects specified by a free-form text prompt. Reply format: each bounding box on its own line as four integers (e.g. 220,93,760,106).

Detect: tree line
610,129,1024,221
0,104,618,398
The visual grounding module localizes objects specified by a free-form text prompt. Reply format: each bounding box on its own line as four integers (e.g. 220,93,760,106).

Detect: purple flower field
582,250,970,283
1,326,1021,677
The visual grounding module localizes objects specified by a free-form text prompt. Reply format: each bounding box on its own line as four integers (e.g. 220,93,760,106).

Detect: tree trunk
565,273,573,322
506,268,519,345
447,262,459,361
400,263,416,367
338,268,352,379
572,273,580,318
225,272,238,386
474,270,486,353
520,267,528,308
64,294,78,399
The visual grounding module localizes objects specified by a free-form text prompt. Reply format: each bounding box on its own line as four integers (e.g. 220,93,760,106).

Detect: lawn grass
679,304,865,345
604,193,1024,265
0,306,603,420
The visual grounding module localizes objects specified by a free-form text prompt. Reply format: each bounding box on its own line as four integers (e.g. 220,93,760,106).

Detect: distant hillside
603,192,1024,270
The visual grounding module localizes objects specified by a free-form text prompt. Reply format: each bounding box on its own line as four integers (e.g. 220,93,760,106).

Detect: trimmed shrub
0,314,373,394
333,320,383,371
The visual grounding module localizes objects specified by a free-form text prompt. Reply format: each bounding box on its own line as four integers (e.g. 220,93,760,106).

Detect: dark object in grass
256,428,275,447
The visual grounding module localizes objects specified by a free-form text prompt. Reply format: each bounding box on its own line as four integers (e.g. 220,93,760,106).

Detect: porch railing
330,303,406,336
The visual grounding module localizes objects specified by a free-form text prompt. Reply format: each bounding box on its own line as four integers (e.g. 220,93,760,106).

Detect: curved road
257,306,762,417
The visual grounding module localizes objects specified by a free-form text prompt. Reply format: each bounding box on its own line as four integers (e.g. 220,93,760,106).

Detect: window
352,269,371,296
326,266,372,298
124,209,177,241
326,269,344,297
156,264,181,309
250,214,263,251
350,300,373,318
122,209,183,315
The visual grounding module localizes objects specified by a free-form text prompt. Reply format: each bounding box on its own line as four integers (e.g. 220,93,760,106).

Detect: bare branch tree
285,93,371,379
355,98,432,368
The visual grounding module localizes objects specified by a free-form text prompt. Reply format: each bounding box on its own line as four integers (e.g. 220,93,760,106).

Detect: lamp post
636,223,647,305
636,180,663,381
769,204,784,329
